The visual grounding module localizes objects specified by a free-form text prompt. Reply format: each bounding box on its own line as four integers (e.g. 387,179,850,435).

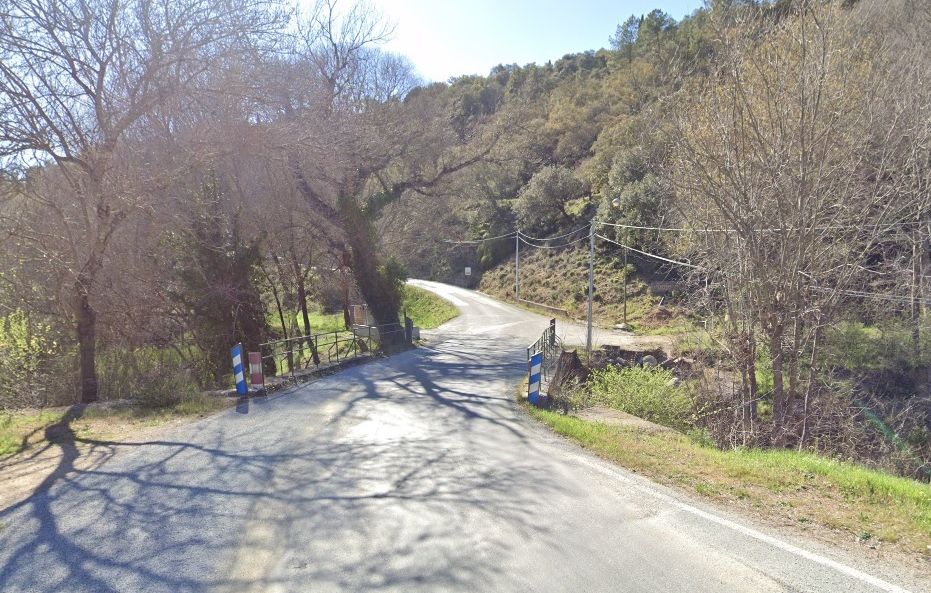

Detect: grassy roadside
522,402,931,556
0,394,231,459
402,284,459,329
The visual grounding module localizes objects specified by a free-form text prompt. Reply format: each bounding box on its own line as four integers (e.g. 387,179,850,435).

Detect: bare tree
672,2,914,444
0,0,281,402
261,0,502,335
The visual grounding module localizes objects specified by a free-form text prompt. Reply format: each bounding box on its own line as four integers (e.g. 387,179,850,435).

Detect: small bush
135,372,200,409
589,365,691,431
97,346,203,408
550,379,590,412
515,165,585,233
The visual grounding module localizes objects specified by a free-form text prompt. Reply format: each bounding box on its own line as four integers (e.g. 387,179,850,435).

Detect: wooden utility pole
586,221,595,359
515,230,520,301
623,246,629,325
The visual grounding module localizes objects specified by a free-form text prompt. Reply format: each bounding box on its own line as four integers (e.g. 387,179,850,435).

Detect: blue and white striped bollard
231,343,248,395
528,351,543,406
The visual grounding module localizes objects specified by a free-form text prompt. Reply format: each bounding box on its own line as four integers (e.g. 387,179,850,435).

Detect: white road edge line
572,455,913,593
412,279,912,592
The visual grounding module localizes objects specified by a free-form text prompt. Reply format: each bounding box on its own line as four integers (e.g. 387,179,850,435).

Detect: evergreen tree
167,175,272,385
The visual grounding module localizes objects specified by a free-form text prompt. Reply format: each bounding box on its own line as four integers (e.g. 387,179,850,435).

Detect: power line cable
518,234,589,249
808,286,931,307
596,221,725,233
594,233,703,269
444,218,922,245
442,230,517,245
518,224,590,243
594,219,923,234
445,225,589,247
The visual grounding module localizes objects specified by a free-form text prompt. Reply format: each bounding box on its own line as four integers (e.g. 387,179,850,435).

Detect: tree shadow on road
0,334,571,593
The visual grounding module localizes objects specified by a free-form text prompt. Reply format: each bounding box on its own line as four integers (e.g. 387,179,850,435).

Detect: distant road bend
0,280,925,592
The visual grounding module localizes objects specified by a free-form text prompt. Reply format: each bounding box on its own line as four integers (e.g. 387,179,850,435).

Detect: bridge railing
527,318,561,388
258,320,411,388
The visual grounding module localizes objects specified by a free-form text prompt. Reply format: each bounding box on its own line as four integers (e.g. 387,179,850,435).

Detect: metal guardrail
258,320,411,387
527,318,562,388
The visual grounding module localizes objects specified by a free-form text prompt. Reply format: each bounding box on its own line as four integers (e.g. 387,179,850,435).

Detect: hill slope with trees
377,0,931,479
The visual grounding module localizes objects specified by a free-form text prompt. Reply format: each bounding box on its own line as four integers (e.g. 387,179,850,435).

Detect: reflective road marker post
528,351,543,406
231,343,248,396
248,351,264,393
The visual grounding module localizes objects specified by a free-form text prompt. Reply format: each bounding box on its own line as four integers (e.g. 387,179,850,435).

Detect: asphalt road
0,280,925,593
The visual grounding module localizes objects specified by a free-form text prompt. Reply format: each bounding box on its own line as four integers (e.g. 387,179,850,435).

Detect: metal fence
527,318,562,389
258,320,411,388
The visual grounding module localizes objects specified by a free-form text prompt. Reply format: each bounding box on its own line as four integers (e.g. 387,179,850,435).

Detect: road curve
0,280,925,592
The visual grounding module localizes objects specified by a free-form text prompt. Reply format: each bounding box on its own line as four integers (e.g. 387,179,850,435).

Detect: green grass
0,410,65,457
402,284,459,329
304,311,347,334
526,407,931,554
639,316,701,336
278,287,458,336
821,319,931,372
0,393,230,459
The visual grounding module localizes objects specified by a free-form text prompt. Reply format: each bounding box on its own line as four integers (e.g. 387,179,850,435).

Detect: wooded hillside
378,0,931,477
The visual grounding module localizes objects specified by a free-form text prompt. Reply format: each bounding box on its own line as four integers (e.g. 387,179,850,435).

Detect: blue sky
368,0,704,82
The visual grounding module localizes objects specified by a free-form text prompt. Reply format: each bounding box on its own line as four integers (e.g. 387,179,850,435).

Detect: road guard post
231,343,248,395
528,351,543,406
248,351,264,393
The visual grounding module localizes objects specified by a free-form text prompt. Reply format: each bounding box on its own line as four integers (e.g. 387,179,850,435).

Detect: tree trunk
785,309,801,433
912,238,921,365
297,276,312,335
74,286,99,403
269,281,294,374
296,274,320,365
770,329,786,444
799,321,823,451
338,193,404,344
745,330,759,432
923,232,931,394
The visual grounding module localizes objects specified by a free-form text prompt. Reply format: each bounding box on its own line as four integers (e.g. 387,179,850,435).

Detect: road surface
0,280,925,592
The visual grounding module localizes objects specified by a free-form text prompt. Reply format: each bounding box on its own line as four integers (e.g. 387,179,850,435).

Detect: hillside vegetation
377,1,931,481
478,242,688,333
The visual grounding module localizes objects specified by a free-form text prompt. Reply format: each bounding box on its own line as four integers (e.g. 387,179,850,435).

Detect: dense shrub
822,320,929,373
0,310,62,409
515,166,585,234
166,177,272,384
589,365,692,431
97,346,204,408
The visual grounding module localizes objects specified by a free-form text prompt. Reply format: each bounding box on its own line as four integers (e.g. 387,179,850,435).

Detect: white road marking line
571,455,912,593
409,280,910,591
410,281,469,307
441,293,469,307
470,321,524,334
